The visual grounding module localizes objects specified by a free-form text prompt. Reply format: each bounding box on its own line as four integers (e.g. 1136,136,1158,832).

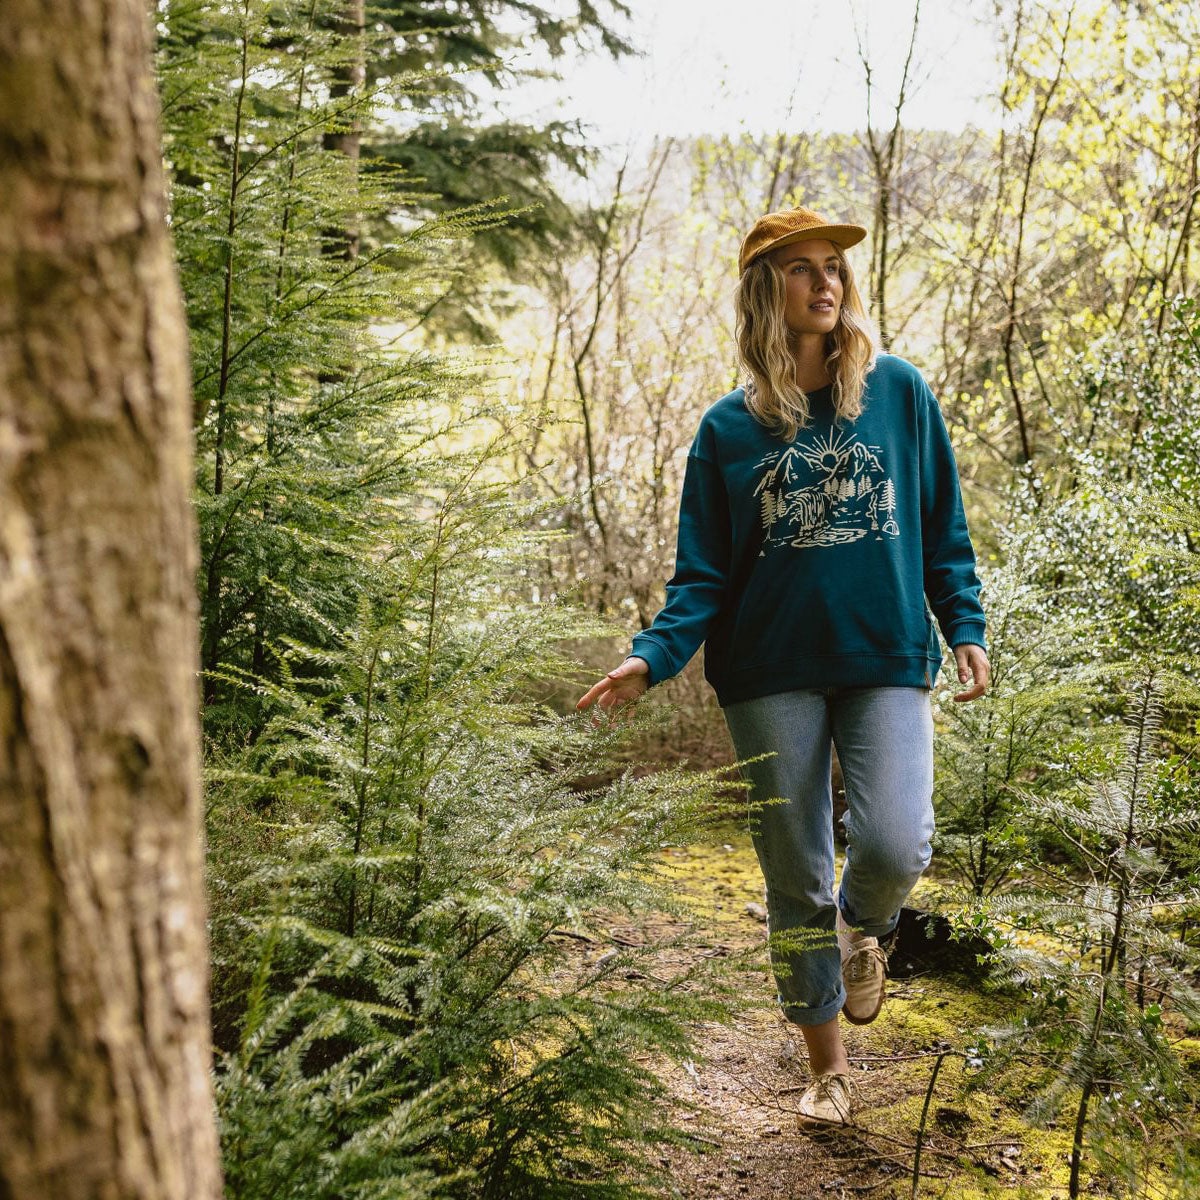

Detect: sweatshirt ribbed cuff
947,620,987,650
628,634,673,689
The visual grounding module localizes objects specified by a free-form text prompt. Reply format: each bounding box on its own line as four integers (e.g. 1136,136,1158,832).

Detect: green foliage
204,476,752,1192
967,666,1200,1198
931,499,1117,899
159,4,756,1193
1008,296,1200,670
360,0,636,335
159,0,517,733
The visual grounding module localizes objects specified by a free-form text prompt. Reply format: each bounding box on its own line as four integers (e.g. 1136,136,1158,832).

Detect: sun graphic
791,429,855,478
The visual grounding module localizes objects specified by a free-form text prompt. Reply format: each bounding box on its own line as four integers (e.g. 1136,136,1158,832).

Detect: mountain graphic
754,428,898,550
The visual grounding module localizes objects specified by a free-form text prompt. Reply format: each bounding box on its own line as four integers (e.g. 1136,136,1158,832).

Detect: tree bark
0,1,223,1197
322,0,366,261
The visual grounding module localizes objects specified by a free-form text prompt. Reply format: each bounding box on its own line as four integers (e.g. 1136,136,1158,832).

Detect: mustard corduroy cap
738,205,867,275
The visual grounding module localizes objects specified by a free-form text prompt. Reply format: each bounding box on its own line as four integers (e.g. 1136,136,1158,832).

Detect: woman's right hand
575,656,650,724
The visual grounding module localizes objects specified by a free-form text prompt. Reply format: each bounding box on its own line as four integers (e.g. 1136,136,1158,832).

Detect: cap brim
742,224,868,272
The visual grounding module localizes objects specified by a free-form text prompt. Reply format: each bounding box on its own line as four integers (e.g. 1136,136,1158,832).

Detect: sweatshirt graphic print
754,427,900,551
629,353,987,707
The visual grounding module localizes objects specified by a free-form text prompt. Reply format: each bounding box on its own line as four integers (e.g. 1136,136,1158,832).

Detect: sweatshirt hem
712,652,941,707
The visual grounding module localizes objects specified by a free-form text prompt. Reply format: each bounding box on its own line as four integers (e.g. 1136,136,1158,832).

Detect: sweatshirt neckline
740,381,833,402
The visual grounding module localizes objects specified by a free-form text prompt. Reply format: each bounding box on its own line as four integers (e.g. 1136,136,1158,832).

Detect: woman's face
770,237,844,337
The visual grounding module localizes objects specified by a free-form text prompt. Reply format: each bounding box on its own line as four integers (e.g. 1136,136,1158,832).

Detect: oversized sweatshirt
628,353,986,707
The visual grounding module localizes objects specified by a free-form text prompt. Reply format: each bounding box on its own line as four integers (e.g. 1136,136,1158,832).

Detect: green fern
968,666,1200,1198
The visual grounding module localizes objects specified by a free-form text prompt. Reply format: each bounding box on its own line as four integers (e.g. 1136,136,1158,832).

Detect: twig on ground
912,1050,949,1198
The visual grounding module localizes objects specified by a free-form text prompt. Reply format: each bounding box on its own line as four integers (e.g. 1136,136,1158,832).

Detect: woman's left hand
952,644,989,702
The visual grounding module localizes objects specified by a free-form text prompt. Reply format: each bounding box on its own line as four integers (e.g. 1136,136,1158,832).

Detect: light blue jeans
722,685,935,1026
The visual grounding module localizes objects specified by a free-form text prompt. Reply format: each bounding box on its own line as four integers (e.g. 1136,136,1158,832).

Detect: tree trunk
0,1,223,1197
322,0,366,261
316,0,365,386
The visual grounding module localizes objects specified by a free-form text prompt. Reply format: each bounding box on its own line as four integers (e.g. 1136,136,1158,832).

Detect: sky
484,0,1005,154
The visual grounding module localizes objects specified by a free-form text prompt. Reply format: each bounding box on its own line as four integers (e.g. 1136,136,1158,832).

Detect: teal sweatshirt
629,353,986,706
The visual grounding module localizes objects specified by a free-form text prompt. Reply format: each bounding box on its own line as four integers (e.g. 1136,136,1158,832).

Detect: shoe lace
846,944,887,984
812,1072,852,1116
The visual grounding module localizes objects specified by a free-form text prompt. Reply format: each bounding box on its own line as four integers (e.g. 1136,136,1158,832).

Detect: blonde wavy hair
735,243,880,442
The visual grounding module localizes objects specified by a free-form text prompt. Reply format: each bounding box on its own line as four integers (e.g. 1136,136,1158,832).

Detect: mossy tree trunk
0,0,222,1196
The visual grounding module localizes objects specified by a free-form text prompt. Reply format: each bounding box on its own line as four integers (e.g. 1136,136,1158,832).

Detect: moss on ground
635,824,1194,1199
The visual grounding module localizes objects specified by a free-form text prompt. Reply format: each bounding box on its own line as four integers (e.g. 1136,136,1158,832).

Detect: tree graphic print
760,488,782,539
879,477,899,535
752,426,900,551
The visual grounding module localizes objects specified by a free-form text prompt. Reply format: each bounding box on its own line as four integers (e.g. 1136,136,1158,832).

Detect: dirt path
619,835,1099,1200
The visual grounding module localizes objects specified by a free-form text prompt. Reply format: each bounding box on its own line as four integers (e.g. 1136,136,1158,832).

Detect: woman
575,205,990,1128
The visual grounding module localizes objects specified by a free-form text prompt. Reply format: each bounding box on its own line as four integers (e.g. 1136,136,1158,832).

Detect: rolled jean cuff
837,888,900,941
781,991,845,1026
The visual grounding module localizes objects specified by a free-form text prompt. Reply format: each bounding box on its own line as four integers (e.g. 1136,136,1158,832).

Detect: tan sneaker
796,1070,854,1127
837,908,888,1025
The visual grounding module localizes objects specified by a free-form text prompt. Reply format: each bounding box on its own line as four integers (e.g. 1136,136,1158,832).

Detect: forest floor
583,830,1198,1200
